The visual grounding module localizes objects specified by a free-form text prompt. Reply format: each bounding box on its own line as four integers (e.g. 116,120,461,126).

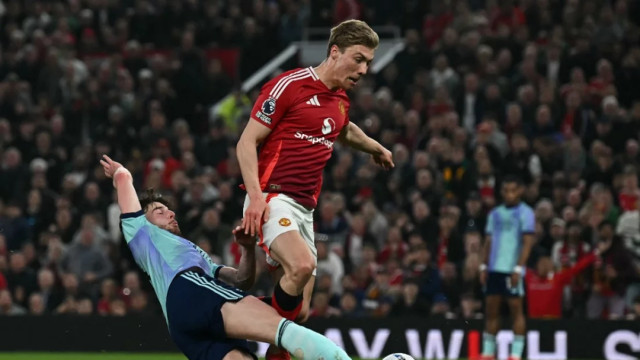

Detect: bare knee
223,349,254,360
288,261,315,288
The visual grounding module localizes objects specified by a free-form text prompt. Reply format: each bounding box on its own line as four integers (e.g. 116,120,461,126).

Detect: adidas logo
306,95,320,106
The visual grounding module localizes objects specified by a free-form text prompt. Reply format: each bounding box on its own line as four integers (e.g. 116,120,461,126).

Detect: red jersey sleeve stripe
269,68,309,98
259,140,283,189
270,69,311,99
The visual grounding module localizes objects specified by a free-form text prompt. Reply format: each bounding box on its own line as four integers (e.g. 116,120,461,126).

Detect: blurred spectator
37,268,63,313
316,234,345,296
120,271,142,307
339,291,363,318
76,297,94,315
28,293,46,315
0,289,26,316
431,293,451,318
552,220,592,317
0,201,30,251
0,267,6,291
457,73,483,133
377,226,408,264
628,296,640,320
97,278,120,316
362,266,396,317
110,299,128,317
460,292,483,319
440,262,461,312
129,290,153,316
433,212,465,269
390,278,430,316
6,252,37,307
309,290,341,318
587,221,638,319
61,224,113,292
0,148,29,203
189,207,230,258
526,249,600,319
343,214,376,273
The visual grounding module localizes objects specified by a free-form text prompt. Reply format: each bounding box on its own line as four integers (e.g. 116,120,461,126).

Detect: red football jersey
248,67,350,209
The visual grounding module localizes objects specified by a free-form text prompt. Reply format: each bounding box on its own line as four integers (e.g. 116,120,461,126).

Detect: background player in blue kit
479,175,536,360
99,154,351,360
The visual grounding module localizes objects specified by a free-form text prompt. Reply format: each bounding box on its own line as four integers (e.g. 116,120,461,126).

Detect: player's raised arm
100,155,142,214
338,122,394,169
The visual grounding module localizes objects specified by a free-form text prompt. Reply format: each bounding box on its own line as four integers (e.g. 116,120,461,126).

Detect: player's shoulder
489,205,503,215
120,210,150,241
269,67,309,82
263,67,317,97
518,202,535,214
120,210,146,222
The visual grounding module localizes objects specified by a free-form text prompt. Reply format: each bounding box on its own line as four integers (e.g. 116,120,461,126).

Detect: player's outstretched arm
216,225,257,290
100,155,142,214
338,122,394,169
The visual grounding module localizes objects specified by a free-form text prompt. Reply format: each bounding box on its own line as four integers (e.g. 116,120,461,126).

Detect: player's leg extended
481,295,501,360
507,297,526,360
221,296,350,360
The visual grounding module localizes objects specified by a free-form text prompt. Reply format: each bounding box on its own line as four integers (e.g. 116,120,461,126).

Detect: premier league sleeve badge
261,97,276,116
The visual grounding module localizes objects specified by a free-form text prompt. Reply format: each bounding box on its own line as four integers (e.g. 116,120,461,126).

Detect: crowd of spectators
1,0,640,322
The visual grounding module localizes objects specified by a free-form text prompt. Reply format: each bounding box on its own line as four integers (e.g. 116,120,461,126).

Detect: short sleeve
250,75,296,129
520,207,536,234
485,210,495,236
120,210,148,243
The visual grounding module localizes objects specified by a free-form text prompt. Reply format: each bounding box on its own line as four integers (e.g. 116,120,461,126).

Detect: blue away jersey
120,210,224,321
485,202,535,273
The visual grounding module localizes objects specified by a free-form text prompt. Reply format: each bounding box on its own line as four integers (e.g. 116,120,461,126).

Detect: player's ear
330,45,340,60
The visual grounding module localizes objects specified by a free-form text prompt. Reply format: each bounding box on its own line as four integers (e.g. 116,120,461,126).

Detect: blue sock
511,335,525,358
275,319,350,360
482,332,496,356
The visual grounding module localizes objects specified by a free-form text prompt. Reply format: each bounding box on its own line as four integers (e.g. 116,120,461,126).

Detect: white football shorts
242,193,317,276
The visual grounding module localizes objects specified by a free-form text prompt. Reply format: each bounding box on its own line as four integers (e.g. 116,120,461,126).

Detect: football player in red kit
236,19,394,360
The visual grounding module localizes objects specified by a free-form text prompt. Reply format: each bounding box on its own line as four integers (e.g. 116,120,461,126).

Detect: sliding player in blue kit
100,155,351,360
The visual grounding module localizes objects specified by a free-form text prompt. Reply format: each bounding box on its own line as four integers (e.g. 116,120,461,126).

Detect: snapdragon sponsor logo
295,131,334,149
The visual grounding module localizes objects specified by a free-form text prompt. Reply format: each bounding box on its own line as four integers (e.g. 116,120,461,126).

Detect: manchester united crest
338,100,346,115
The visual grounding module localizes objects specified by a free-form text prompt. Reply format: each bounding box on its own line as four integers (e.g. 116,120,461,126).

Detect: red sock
270,281,303,321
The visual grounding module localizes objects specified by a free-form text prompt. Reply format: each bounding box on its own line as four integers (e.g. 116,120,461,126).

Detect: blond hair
327,20,379,56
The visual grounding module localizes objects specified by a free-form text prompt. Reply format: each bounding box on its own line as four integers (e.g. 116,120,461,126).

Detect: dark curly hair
139,188,171,213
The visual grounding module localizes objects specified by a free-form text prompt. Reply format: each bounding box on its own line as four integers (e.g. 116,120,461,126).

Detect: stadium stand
0,0,639,323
